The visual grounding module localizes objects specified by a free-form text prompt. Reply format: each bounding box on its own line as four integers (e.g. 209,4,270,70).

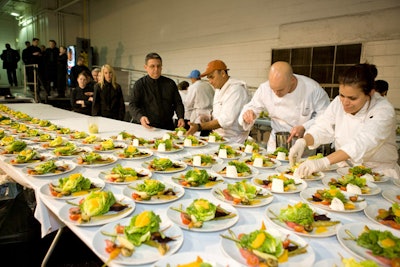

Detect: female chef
289,63,400,179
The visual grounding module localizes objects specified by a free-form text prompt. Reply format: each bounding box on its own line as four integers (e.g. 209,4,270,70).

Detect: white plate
382,189,400,204
142,159,187,173
321,176,381,196
92,216,183,265
242,156,281,169
213,150,246,160
92,142,127,153
211,182,273,208
336,223,400,266
147,144,184,153
181,154,223,168
58,194,135,226
265,202,341,237
166,198,238,232
231,143,267,154
122,180,184,204
113,148,153,160
300,187,367,213
221,224,315,267
51,146,92,158
275,165,324,181
22,160,77,177
211,163,259,179
152,251,240,267
170,170,224,190
251,173,308,194
336,167,389,183
200,136,229,144
72,154,118,168
175,139,208,148
39,176,105,200
98,167,152,185
364,204,400,232
4,154,52,167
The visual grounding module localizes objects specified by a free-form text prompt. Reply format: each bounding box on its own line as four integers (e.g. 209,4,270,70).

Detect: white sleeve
218,85,249,128
238,84,267,131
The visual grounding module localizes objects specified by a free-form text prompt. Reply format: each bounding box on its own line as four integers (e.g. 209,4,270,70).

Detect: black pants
6,68,17,86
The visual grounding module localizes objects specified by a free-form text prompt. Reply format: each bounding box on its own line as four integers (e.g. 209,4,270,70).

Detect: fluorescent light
10,12,20,17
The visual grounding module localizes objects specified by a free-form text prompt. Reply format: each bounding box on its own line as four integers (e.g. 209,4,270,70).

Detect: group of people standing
19,38,68,98
128,52,399,179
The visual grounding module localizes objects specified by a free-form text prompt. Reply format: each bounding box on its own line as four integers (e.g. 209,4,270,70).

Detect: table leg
41,227,65,267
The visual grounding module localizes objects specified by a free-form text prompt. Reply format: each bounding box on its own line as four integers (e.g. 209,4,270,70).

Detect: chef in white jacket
289,63,400,179
238,61,330,152
186,60,251,143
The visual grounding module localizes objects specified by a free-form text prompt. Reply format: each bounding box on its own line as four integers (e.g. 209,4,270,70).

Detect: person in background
289,63,400,179
1,43,20,87
375,79,389,97
177,80,190,128
56,46,68,98
185,69,215,136
186,60,250,143
238,61,330,152
70,55,92,89
25,38,42,92
92,64,125,120
71,71,93,115
88,67,101,90
128,52,185,130
22,41,30,65
44,40,59,96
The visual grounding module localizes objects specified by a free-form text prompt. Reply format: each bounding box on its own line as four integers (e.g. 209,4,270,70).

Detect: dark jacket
1,48,20,69
71,85,93,115
92,81,125,121
128,75,184,130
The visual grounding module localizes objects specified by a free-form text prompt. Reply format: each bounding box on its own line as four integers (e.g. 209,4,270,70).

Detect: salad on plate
93,139,126,152
114,145,152,159
212,180,273,207
220,222,313,267
169,198,237,230
212,160,258,179
52,143,90,157
96,210,182,265
181,153,223,168
24,159,74,176
7,149,46,165
214,144,243,159
47,173,103,198
99,164,151,184
144,157,187,173
252,173,306,193
338,223,400,267
266,202,340,237
125,179,183,202
371,202,400,231
65,191,133,224
171,168,224,188
322,174,381,196
243,153,280,169
338,165,386,183
300,186,367,212
74,152,117,167
176,135,207,148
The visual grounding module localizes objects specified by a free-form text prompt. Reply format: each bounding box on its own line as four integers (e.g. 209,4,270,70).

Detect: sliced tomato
239,247,259,267
366,251,392,266
131,193,141,200
69,213,81,221
222,189,233,201
180,212,192,225
105,239,116,253
115,224,125,234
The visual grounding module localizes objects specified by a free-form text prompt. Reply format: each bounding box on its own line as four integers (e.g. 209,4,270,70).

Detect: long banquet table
0,103,399,267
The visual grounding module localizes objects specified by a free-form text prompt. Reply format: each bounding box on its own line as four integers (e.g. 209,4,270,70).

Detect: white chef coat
238,74,330,152
307,93,400,178
212,78,251,143
184,80,215,123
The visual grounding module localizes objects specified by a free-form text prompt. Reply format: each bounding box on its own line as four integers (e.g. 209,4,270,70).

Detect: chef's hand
294,157,330,178
177,118,185,128
242,110,256,124
289,138,306,167
287,125,305,143
140,116,153,129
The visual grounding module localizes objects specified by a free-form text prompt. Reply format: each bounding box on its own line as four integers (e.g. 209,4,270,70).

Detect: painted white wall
88,0,400,107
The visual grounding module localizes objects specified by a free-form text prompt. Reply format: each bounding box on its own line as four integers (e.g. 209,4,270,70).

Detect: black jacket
128,75,184,130
92,81,125,121
1,48,20,69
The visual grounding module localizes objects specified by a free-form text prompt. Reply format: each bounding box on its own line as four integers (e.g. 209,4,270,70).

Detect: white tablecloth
1,103,398,267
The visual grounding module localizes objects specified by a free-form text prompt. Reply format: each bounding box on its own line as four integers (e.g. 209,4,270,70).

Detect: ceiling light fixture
10,12,20,17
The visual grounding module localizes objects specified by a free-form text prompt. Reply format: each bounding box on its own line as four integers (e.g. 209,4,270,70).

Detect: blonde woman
92,64,125,120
